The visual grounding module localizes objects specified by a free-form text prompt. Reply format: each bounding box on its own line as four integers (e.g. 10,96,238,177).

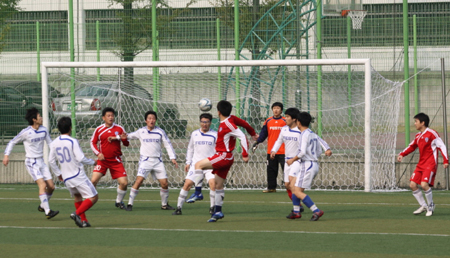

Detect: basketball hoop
342,10,367,30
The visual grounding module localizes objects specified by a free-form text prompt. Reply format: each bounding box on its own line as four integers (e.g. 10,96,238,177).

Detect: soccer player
195,100,258,222
172,113,217,215
270,107,305,213
253,102,286,193
3,107,59,219
287,112,332,221
48,117,98,228
90,107,129,209
397,113,448,216
123,111,178,211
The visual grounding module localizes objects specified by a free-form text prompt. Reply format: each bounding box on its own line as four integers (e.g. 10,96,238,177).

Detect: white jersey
296,129,330,161
48,135,95,188
185,129,217,165
128,126,176,160
4,126,52,158
271,125,301,159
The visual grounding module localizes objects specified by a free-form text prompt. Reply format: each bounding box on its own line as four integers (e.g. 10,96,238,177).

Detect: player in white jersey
122,111,179,211
48,117,98,228
172,113,217,215
287,111,332,221
3,107,59,219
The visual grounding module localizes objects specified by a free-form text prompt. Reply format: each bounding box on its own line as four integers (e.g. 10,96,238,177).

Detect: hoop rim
341,9,367,17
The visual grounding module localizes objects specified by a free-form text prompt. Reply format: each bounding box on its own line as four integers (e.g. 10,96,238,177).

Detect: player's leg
41,161,55,203
36,178,57,218
91,160,107,187
173,179,195,215
294,161,323,221
186,166,205,203
206,170,216,214
421,172,435,216
284,162,292,199
208,169,229,222
410,171,427,215
151,161,174,210
109,161,128,209
126,175,145,211
71,180,99,227
264,154,277,192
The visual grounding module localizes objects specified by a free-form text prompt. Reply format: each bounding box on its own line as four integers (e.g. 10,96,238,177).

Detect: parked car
52,81,186,137
0,80,64,108
0,86,37,135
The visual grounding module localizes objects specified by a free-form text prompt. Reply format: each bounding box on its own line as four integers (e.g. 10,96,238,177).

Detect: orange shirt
257,116,286,154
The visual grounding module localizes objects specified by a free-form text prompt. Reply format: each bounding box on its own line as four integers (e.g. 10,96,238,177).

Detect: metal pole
413,15,418,114
403,0,410,146
217,18,222,101
234,0,240,117
347,15,352,127
69,0,76,137
317,0,323,137
441,58,449,190
152,0,158,113
364,60,372,192
36,21,41,82
96,20,100,81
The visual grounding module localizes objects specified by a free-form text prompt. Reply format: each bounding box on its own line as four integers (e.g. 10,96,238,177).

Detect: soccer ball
198,98,212,111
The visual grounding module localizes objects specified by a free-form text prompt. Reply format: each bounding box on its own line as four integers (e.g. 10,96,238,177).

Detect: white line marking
0,225,448,237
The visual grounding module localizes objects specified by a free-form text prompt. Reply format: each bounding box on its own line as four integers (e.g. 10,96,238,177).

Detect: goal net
41,59,402,191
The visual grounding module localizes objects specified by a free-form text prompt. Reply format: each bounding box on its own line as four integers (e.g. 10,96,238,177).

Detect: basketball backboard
322,0,363,16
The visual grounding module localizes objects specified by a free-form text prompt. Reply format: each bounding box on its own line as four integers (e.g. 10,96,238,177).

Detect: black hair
102,107,115,117
271,102,284,111
414,113,429,127
25,107,40,125
145,110,158,121
57,117,72,134
297,111,312,128
200,113,213,122
217,100,232,117
284,107,300,121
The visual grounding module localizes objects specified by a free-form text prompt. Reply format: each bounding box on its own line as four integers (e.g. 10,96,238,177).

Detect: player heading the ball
48,117,98,228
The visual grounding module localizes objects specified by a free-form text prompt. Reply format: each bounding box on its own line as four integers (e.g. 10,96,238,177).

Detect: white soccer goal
41,59,402,192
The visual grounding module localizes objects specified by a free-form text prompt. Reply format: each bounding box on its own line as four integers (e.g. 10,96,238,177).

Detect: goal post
41,59,400,192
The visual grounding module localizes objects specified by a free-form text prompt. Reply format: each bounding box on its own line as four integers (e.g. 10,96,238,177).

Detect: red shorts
208,152,234,179
93,158,127,180
410,168,436,187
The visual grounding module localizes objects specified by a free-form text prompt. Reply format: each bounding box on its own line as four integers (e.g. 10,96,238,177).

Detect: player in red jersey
90,107,130,209
398,113,448,216
194,100,258,222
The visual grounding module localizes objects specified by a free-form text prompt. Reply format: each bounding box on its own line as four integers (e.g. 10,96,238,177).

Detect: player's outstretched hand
286,158,295,166
325,149,332,156
242,156,249,163
269,151,276,160
121,132,127,140
251,134,259,141
97,153,105,161
397,155,403,162
2,155,9,166
184,164,190,172
58,175,63,182
252,142,258,153
444,163,449,169
171,159,179,168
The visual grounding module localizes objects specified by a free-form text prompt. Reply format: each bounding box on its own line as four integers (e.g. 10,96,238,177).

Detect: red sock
74,201,87,221
76,199,94,219
287,189,293,200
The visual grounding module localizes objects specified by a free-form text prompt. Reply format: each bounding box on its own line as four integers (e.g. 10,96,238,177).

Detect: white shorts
137,157,167,180
295,161,319,189
68,179,98,199
25,157,52,181
185,166,214,183
284,161,300,183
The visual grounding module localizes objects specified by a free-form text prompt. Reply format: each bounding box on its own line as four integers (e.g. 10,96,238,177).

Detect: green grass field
1,185,450,257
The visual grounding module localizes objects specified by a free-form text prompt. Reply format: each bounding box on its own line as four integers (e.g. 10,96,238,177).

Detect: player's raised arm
90,128,101,156
3,128,27,166
318,136,332,156
229,127,249,160
232,115,258,140
120,128,130,147
73,140,95,166
161,129,177,166
399,137,419,158
48,143,62,177
126,130,140,140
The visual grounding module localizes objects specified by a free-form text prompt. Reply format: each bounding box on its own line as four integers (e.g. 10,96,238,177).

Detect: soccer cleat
115,202,126,209
209,207,215,215
38,205,45,212
207,211,225,222
186,193,204,203
426,202,435,217
262,189,276,193
45,210,59,219
125,205,133,211
310,210,324,221
413,206,428,215
300,205,305,213
172,207,182,215
70,212,83,227
161,203,175,210
82,221,91,228
286,211,302,219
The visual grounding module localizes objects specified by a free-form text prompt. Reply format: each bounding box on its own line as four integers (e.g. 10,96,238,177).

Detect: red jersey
90,123,129,161
399,128,448,171
215,115,256,158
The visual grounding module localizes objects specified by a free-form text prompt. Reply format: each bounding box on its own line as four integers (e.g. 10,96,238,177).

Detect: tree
0,0,20,54
107,0,197,85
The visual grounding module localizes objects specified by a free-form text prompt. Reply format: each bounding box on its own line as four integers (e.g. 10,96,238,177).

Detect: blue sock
195,187,202,195
302,195,320,213
292,194,301,212
215,205,222,213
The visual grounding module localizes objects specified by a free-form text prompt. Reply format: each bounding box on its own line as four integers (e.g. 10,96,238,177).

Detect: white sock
193,169,203,185
424,189,433,205
128,188,139,206
177,189,189,209
160,188,169,206
413,189,427,207
46,193,52,201
195,180,203,188
309,204,318,212
116,188,127,203
39,194,50,214
215,189,224,207
209,190,216,208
